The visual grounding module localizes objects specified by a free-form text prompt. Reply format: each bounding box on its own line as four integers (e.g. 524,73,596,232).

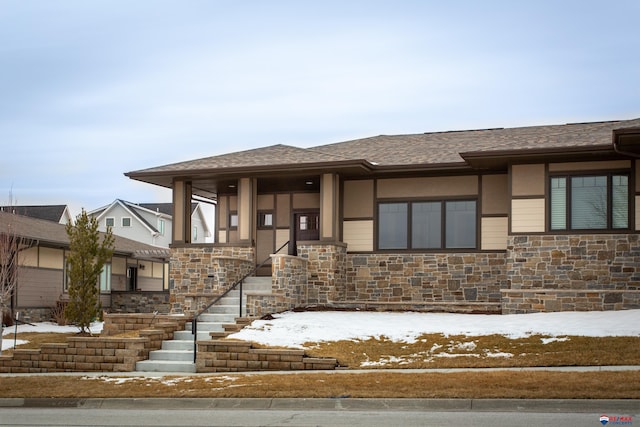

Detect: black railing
192,241,290,363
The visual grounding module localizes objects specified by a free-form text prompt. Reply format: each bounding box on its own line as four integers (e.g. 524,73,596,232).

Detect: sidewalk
1,364,638,377
1,397,638,413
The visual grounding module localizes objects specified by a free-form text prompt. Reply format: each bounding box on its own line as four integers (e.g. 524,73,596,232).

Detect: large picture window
378,200,476,250
550,174,629,231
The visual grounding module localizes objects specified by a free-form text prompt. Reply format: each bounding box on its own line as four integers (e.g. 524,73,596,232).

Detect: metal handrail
192,240,290,363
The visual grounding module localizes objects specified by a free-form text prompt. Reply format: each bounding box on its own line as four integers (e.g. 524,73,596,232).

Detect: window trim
258,211,274,229
376,198,478,251
121,217,132,227
229,212,238,229
105,217,115,228
549,172,630,232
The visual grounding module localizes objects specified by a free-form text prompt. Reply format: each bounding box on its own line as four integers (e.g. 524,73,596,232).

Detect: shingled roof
0,211,169,259
128,118,640,175
0,205,69,223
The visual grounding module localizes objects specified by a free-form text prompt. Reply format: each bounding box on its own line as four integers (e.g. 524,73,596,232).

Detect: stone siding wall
296,243,347,305
170,246,254,316
110,291,171,314
196,339,337,372
247,254,307,316
342,252,505,312
502,234,640,313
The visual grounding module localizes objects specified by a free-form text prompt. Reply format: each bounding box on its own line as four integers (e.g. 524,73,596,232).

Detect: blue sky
1,0,638,217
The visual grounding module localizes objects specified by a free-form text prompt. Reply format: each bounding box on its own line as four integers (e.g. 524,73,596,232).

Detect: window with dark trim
229,212,238,229
258,211,274,229
378,200,477,250
550,173,629,231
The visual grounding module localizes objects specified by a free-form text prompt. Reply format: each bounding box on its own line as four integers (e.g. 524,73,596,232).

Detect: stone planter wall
502,234,640,313
246,254,307,317
101,313,187,336
170,245,255,316
0,316,183,373
196,339,337,372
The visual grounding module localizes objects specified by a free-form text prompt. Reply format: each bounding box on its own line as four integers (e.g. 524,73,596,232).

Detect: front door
292,211,319,255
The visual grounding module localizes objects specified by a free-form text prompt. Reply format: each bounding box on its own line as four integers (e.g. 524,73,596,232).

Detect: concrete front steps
135,276,272,373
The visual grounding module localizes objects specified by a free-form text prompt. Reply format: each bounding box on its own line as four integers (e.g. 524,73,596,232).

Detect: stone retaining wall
196,339,337,372
0,317,184,373
101,313,187,336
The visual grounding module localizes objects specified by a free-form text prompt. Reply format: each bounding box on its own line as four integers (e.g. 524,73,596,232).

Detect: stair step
135,360,196,373
162,340,194,351
149,350,194,362
173,330,210,341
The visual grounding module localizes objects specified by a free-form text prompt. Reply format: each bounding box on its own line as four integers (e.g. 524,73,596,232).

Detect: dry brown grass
305,334,640,369
2,330,639,399
0,371,638,399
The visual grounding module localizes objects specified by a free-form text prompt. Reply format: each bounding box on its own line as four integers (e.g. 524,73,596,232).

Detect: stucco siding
276,194,290,227
377,176,478,198
511,164,545,196
22,246,38,267
481,175,508,215
343,220,374,252
39,247,64,270
292,192,320,209
511,198,545,232
275,229,290,254
343,180,374,218
480,217,508,250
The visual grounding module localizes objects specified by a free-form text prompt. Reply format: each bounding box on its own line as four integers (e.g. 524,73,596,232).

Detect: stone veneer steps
135,276,272,373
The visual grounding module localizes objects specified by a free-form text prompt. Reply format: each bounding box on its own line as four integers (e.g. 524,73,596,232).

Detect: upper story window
158,219,165,235
193,225,198,240
550,174,629,231
378,200,476,250
122,217,132,227
105,217,115,228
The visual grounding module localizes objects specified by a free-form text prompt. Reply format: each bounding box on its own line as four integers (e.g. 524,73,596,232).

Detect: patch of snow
2,321,104,350
485,352,514,358
228,310,640,348
541,337,570,344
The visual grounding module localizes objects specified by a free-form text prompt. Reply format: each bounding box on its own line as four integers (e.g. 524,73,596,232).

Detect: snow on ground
2,321,104,351
228,309,640,348
3,310,640,352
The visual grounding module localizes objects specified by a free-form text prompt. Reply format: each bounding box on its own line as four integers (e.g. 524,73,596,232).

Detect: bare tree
0,198,29,354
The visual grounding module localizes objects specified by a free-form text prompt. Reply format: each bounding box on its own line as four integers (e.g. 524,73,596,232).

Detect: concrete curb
1,397,638,413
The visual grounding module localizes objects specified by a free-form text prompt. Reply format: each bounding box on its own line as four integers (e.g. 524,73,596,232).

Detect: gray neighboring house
0,205,73,225
88,199,211,248
0,211,170,322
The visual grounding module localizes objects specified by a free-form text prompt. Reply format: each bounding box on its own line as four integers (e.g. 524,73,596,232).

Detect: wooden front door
292,211,319,254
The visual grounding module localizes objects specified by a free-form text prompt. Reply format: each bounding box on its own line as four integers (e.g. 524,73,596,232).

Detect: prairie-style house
126,118,640,316
88,199,211,248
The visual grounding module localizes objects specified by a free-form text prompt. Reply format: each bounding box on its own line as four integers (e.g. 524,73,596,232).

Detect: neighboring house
88,199,211,247
0,211,170,322
125,118,640,316
0,205,73,225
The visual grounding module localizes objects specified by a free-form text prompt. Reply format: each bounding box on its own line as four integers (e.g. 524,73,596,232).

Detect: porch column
237,177,256,244
172,179,192,244
320,173,340,241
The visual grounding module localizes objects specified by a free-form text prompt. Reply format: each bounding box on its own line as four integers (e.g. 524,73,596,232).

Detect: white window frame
105,217,115,228
122,217,132,227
